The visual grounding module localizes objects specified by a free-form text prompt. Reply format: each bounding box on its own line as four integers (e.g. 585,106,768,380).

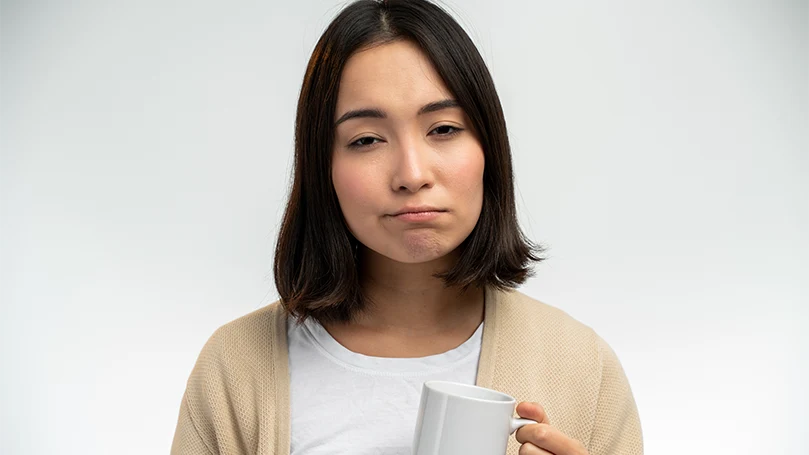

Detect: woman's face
331,39,485,264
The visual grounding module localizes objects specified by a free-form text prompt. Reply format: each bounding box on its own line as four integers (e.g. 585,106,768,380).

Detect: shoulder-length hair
274,0,544,323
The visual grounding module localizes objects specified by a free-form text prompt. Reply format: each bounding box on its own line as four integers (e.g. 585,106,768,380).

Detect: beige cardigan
171,286,643,454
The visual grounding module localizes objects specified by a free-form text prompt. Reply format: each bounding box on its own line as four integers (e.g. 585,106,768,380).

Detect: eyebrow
334,99,461,127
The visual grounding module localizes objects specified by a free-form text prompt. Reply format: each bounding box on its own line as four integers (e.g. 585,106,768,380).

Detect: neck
353,246,484,335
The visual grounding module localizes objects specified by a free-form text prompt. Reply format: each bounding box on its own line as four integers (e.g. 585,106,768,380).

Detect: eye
429,125,464,137
348,136,382,149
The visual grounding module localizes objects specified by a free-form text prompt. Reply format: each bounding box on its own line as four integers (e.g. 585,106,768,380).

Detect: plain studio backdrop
1,0,807,453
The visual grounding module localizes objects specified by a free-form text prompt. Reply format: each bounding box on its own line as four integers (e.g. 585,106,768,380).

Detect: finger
516,402,550,424
515,423,587,455
518,442,554,455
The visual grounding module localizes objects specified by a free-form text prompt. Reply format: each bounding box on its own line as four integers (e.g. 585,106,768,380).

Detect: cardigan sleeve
170,304,282,455
170,329,225,455
587,334,644,455
171,390,215,455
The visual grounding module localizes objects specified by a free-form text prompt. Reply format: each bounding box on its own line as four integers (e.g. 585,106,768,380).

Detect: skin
516,402,589,454
328,39,587,454
329,39,485,356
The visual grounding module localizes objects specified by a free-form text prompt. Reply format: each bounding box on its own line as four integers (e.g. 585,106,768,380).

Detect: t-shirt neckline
299,317,484,375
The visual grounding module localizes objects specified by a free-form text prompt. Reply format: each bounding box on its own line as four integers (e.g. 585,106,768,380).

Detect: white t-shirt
287,315,483,455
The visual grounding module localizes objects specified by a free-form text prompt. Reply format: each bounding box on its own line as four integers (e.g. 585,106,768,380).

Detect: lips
391,211,444,222
387,205,447,223
390,206,445,216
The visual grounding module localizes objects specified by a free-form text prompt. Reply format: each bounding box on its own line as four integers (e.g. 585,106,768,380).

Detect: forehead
335,40,453,115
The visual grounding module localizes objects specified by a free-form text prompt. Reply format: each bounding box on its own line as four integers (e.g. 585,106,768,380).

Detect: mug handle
509,418,538,434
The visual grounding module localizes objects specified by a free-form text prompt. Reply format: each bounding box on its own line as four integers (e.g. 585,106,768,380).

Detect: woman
171,1,642,454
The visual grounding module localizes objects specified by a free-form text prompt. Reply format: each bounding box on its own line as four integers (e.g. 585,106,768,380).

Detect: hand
514,402,589,455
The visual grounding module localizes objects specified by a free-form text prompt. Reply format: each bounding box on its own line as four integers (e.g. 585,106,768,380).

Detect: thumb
516,401,550,424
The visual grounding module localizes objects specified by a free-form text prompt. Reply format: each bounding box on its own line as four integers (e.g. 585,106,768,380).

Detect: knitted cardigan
171,286,643,454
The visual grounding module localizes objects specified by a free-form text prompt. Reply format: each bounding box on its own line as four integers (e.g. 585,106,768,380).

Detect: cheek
447,146,485,201
332,157,379,216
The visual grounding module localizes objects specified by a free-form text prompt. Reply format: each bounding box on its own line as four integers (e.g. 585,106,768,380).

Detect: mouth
389,206,446,217
388,208,447,223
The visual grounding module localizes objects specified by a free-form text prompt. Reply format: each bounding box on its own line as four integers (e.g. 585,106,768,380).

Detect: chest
286,317,482,454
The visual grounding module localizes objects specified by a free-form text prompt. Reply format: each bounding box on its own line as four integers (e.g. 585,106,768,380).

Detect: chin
367,237,463,265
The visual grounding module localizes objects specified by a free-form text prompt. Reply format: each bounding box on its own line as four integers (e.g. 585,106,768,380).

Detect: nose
390,135,434,193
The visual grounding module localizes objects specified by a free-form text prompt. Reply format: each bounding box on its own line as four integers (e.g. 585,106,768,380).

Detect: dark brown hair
274,0,544,323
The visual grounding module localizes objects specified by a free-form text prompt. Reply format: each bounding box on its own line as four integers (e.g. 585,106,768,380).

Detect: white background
1,0,807,453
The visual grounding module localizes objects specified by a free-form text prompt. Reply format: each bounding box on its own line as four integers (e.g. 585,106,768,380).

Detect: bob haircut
274,0,544,323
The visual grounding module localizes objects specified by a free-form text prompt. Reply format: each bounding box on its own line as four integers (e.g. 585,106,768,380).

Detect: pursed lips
387,207,447,222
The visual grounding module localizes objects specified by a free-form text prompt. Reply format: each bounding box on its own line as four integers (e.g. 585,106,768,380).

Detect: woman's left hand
514,402,589,455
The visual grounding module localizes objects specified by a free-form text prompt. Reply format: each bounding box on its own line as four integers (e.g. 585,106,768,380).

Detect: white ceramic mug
412,380,537,455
